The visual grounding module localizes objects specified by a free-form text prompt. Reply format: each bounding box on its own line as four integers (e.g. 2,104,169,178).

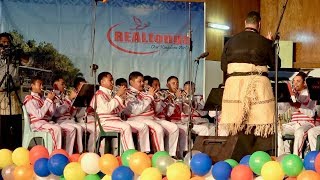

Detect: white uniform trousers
58,120,84,153
99,120,135,152
278,121,314,157
176,120,212,156
58,123,77,155
31,120,62,151
78,122,96,152
128,117,179,156
308,126,320,151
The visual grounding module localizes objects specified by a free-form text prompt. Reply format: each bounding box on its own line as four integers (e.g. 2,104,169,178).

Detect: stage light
207,22,230,30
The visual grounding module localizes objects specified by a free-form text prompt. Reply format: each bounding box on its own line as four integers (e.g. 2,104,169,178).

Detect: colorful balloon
140,167,162,180
225,159,238,168
152,151,170,167
34,158,51,177
13,164,34,180
112,166,134,180
48,154,69,176
249,151,271,175
297,170,320,180
29,145,49,165
121,149,138,167
303,151,319,171
212,161,232,180
239,155,251,166
190,153,212,176
230,164,254,180
167,162,191,180
155,156,175,175
1,164,16,180
99,154,120,175
261,161,284,180
0,149,13,168
12,147,30,166
80,153,101,174
69,154,80,162
183,150,201,165
129,152,151,175
85,174,101,180
63,162,86,180
281,154,303,177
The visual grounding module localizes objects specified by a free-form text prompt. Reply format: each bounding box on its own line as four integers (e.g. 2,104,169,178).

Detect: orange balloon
190,176,205,180
29,145,49,165
99,154,120,175
297,170,320,180
128,152,151,175
162,177,168,180
286,177,297,180
78,152,87,162
69,154,81,162
13,164,34,180
50,149,70,159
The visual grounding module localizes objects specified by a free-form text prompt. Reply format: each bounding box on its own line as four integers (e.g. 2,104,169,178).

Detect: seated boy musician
124,71,179,157
24,76,62,151
163,76,213,157
278,72,317,157
52,76,81,154
90,72,150,153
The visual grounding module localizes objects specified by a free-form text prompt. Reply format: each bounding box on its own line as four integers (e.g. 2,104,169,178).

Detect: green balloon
249,151,271,175
85,174,100,180
121,149,138,167
152,151,170,167
281,154,303,177
225,159,239,168
60,175,66,180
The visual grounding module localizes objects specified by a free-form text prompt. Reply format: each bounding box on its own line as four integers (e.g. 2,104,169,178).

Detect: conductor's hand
47,92,55,101
148,87,156,97
116,86,127,97
69,89,77,100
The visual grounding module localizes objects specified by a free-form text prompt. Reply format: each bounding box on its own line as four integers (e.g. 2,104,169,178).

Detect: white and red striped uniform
163,91,213,156
124,87,179,156
53,92,83,154
90,86,150,153
71,107,96,152
24,92,62,151
278,88,317,156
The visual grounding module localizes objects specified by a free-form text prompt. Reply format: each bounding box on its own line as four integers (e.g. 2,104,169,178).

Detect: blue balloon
190,153,213,176
48,154,69,176
112,166,134,180
303,150,320,171
34,158,51,177
240,155,251,166
212,161,232,180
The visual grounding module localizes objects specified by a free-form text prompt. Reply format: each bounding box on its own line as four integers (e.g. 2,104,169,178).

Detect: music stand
72,83,96,152
203,88,224,136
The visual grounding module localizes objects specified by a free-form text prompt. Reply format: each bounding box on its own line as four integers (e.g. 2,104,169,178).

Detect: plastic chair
95,115,122,155
21,105,53,153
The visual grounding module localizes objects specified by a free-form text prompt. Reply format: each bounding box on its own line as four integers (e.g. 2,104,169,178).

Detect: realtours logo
106,16,190,55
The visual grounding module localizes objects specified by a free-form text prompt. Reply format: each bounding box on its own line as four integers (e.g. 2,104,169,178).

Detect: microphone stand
90,0,99,153
273,0,289,157
187,2,194,163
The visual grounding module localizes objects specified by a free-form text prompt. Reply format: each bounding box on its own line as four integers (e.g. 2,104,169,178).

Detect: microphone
90,64,99,77
195,52,209,61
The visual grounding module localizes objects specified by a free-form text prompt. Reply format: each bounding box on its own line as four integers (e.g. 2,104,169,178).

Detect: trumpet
41,89,64,104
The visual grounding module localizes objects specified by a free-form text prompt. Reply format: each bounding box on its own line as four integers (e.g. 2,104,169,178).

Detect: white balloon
80,153,101,174
255,176,264,180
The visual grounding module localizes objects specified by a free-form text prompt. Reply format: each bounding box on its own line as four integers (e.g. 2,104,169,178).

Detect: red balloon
231,165,254,180
29,145,49,165
69,154,81,162
50,149,69,159
162,177,168,180
116,156,122,166
286,177,297,180
315,153,320,173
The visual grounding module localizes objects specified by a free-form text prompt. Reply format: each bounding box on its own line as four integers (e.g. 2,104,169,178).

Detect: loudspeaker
192,132,274,163
0,115,22,150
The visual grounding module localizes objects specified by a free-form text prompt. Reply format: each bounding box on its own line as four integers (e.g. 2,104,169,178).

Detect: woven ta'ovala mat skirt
220,63,275,137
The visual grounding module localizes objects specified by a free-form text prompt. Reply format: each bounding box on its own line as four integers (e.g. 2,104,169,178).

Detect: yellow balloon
12,147,30,166
140,167,162,180
166,162,191,180
0,149,13,169
261,161,284,180
64,162,86,180
102,174,112,180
